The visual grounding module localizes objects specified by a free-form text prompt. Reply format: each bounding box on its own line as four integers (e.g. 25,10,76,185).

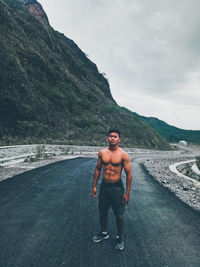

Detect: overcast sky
39,0,200,130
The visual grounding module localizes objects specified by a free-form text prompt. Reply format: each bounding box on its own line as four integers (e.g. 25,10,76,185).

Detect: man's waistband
101,179,123,187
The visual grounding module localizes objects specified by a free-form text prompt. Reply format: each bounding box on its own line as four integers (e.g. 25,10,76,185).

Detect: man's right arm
92,151,103,197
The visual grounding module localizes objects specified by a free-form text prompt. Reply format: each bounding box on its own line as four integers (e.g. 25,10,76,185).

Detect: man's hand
92,187,97,197
123,193,130,204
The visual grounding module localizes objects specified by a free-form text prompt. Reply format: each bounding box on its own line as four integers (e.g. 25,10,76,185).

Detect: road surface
0,157,200,267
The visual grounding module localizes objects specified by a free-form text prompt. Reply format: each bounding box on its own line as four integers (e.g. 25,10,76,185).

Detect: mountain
0,0,170,149
125,109,200,144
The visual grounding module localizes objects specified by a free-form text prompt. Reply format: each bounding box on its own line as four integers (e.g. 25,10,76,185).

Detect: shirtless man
92,129,132,250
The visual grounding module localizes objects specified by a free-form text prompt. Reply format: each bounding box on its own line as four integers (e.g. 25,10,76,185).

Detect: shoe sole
115,243,124,251
92,235,109,243
115,246,124,251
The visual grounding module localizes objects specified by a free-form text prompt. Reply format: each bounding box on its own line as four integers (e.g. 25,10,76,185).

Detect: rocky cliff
6,0,48,24
0,0,170,149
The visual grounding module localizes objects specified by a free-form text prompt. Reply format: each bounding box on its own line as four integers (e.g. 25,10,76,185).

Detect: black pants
98,180,125,219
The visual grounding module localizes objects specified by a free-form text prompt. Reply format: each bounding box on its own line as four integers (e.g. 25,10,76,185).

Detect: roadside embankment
0,144,158,182
0,145,100,182
1,144,200,212
143,157,200,211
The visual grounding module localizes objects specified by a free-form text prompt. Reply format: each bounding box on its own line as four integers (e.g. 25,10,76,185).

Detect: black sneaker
92,232,109,243
115,236,124,250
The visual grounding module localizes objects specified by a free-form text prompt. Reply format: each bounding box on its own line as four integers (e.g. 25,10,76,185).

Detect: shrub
35,144,46,159
64,148,71,155
24,155,36,162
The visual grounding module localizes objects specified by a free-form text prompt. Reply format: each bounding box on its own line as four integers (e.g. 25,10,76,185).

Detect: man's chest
102,153,123,166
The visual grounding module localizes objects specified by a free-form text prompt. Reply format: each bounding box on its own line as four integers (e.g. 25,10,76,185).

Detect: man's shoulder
119,148,130,159
118,147,127,154
98,147,109,156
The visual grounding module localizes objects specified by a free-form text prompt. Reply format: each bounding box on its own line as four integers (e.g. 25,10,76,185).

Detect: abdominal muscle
102,164,123,183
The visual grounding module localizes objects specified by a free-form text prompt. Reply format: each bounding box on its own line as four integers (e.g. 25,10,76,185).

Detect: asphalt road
0,157,200,267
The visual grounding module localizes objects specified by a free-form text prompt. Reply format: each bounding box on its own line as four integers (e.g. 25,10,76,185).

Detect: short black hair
107,129,121,137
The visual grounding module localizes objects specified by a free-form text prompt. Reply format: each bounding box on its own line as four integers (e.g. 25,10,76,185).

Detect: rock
183,187,189,191
8,0,49,25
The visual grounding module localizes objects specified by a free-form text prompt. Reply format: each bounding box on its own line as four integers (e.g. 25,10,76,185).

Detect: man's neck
108,145,119,151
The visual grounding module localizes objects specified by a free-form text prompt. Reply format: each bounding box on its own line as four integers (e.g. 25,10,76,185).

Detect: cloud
39,0,200,129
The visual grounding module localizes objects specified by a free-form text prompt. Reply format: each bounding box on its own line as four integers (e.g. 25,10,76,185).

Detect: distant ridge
122,108,200,144
0,0,170,149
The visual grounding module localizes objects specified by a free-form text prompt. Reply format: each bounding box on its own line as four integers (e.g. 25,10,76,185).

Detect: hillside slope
124,109,200,145
0,0,170,149
141,116,200,144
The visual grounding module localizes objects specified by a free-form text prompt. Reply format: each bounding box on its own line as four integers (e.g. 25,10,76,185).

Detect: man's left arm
123,153,132,204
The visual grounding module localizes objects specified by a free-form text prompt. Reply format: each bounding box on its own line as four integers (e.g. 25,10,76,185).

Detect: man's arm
123,153,132,204
92,151,103,197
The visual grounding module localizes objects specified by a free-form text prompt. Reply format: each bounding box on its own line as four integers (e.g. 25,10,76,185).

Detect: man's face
107,132,120,146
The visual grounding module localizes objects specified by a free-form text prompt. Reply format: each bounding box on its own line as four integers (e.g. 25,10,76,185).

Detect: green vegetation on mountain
141,117,200,144
123,109,200,144
0,0,170,149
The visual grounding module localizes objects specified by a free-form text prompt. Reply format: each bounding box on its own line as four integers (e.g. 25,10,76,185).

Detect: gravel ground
0,145,103,182
1,144,200,211
0,155,79,182
143,157,200,211
0,144,174,182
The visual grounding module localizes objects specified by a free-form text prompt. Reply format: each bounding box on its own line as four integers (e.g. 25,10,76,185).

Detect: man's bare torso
100,147,127,183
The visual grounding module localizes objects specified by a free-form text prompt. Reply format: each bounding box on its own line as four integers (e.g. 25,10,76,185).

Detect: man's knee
100,214,108,221
115,213,124,221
